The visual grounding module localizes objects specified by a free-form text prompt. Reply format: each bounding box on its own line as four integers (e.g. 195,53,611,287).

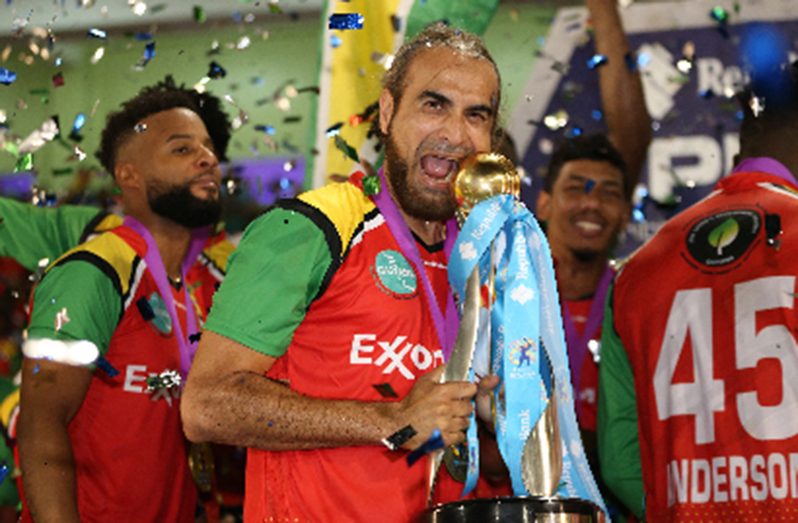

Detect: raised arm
0,198,103,271
181,331,475,451
588,0,652,188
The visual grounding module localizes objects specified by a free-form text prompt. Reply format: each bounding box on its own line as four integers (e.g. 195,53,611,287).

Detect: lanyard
561,266,613,390
122,216,209,379
371,169,459,359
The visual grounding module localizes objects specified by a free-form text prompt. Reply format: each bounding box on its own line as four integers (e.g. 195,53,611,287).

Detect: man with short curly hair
17,79,231,523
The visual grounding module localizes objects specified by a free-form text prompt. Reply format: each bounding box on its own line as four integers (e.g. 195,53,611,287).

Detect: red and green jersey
23,224,231,522
206,175,493,522
599,170,798,521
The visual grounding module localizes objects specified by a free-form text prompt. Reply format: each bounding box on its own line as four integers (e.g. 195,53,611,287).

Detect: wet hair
737,61,798,161
96,76,232,174
378,22,502,145
544,134,628,197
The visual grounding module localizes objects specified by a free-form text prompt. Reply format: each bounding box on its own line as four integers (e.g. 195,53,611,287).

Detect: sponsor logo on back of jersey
684,209,760,273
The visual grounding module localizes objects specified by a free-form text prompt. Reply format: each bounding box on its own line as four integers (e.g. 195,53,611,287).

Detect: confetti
135,41,156,68
146,370,181,392
134,122,147,133
709,6,728,24
543,109,569,131
333,135,359,163
586,54,608,69
236,36,251,50
19,117,60,154
0,68,16,86
52,71,65,87
193,5,206,23
87,28,107,39
207,61,226,79
130,1,147,16
328,13,364,30
330,34,342,49
72,145,87,161
749,95,765,117
54,307,70,331
90,46,105,64
325,122,343,137
254,124,276,135
71,113,87,134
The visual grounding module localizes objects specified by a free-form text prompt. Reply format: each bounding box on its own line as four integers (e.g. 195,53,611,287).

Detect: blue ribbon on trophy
430,153,607,518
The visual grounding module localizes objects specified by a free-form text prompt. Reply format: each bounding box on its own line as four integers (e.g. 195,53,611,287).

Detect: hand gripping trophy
425,153,608,522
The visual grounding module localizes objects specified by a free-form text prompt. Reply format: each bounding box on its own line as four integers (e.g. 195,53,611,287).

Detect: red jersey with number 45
614,171,798,521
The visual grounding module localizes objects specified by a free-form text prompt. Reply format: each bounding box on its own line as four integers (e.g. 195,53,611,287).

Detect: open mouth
574,220,604,235
420,154,459,185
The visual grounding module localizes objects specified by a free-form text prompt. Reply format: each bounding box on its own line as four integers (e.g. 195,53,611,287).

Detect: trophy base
424,496,605,523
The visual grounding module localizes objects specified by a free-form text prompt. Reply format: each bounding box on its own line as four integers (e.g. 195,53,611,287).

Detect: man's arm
17,259,120,522
597,284,645,518
0,198,103,271
588,0,652,188
18,358,92,523
182,331,476,451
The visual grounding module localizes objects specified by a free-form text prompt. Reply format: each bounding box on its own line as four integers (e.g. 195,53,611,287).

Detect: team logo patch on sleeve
371,250,418,298
684,209,761,273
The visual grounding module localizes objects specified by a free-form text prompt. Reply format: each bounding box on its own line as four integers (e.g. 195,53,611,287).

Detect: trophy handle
428,264,482,504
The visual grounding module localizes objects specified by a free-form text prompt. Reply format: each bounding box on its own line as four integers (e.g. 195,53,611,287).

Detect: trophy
425,153,606,523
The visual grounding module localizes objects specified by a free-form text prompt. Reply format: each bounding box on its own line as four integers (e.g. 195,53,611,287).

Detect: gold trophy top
453,152,520,225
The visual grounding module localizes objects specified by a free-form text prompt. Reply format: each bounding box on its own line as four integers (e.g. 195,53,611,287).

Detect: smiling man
17,83,230,522
181,24,506,522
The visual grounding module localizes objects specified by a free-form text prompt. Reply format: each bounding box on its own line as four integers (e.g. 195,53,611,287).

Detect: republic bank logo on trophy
425,153,608,522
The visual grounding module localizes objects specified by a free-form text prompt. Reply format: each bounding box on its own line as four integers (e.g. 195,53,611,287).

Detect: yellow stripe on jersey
298,181,376,254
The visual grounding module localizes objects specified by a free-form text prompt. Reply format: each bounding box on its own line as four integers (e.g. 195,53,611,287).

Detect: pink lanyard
123,216,210,378
370,169,459,359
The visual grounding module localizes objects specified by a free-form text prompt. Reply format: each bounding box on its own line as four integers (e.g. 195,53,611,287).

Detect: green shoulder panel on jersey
280,181,376,299
49,231,142,315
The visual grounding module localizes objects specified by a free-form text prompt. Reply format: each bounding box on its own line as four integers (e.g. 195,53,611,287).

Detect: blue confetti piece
632,208,645,223
54,57,62,67
735,109,744,121
624,52,638,72
699,89,714,99
134,31,153,41
255,124,276,135
328,13,364,30
96,357,119,378
278,177,292,190
87,28,107,39
636,52,651,69
406,429,444,467
0,67,16,86
0,462,8,485
584,179,596,194
72,113,86,133
586,54,608,70
208,61,226,79
330,34,342,49
143,42,156,61
566,126,583,138
32,364,40,374
591,109,603,121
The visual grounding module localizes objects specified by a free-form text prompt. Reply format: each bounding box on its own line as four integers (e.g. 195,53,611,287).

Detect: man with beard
18,81,228,522
181,23,505,522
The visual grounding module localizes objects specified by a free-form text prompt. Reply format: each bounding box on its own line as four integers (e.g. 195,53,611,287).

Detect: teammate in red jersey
599,63,798,521
18,80,230,523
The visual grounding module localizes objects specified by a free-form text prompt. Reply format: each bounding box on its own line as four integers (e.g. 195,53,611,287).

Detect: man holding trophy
182,21,607,522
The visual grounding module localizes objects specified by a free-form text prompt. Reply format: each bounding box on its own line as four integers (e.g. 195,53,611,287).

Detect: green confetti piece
333,135,359,163
362,174,380,196
15,153,33,172
708,218,739,255
193,5,206,23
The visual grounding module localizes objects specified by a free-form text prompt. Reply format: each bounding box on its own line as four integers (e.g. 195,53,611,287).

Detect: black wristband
381,424,417,451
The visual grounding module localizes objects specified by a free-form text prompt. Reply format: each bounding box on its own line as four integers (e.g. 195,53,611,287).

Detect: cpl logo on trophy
425,153,607,522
